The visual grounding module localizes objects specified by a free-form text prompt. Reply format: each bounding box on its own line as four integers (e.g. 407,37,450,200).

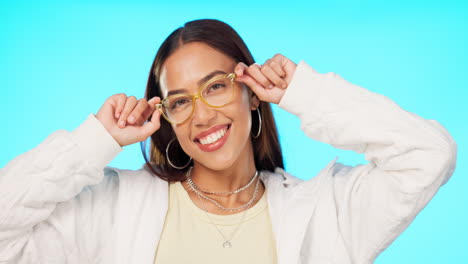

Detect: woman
0,19,457,264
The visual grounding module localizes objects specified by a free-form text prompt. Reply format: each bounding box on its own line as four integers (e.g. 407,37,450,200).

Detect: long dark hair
141,19,283,182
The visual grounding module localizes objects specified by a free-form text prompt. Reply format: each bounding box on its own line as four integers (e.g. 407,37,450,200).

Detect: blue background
1,0,466,262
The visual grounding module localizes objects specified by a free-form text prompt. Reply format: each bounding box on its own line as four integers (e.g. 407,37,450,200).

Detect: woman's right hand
95,93,162,147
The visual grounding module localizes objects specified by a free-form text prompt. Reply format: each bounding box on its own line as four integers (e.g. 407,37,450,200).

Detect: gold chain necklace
186,168,260,212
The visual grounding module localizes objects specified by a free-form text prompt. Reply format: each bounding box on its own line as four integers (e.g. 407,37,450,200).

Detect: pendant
222,241,232,248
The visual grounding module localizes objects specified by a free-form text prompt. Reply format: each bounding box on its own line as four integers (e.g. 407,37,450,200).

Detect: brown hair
141,19,283,182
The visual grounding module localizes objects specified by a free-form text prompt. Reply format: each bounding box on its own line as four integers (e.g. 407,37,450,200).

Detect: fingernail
269,85,274,89
119,120,125,127
128,116,135,123
116,112,120,118
282,84,287,89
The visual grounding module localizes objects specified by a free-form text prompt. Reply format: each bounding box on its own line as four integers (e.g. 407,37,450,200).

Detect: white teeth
199,127,227,145
208,134,215,143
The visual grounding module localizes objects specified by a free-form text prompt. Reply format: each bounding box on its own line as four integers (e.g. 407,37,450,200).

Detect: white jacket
0,61,457,264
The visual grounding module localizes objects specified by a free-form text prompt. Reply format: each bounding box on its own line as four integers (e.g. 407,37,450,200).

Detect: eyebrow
166,70,227,97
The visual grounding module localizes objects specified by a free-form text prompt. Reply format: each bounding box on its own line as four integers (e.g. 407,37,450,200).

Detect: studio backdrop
1,0,466,263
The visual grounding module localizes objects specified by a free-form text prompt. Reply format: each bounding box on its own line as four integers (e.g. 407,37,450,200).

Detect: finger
238,74,268,101
234,62,248,77
114,93,127,119
118,96,138,128
246,63,274,89
127,98,148,124
136,97,160,125
265,58,286,78
272,53,297,82
139,104,162,138
261,62,288,89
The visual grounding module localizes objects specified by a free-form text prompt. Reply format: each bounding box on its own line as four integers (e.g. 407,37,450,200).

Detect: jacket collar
259,157,338,264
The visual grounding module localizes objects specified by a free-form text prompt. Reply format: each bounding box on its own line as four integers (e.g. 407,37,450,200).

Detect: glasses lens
162,94,193,123
201,76,234,107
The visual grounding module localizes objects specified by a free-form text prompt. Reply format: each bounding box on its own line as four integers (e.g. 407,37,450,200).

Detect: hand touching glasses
95,94,162,147
235,53,296,105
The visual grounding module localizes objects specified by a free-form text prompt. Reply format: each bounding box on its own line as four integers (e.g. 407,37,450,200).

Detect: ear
248,88,260,110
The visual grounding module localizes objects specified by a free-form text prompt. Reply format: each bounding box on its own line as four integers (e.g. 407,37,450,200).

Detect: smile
199,127,228,145
194,124,231,152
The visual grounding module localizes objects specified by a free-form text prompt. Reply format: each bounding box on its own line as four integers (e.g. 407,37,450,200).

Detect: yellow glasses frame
156,73,237,124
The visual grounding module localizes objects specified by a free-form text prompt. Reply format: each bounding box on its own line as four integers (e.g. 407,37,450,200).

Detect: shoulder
260,158,358,193
259,167,303,188
98,165,167,191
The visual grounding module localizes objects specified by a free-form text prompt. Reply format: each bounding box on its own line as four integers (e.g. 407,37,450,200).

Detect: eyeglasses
156,73,237,124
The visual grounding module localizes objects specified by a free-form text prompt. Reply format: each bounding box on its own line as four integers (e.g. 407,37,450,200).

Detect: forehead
160,42,236,97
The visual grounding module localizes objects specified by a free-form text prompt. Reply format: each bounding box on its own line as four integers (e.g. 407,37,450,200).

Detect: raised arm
238,56,457,262
0,94,161,263
0,115,123,263
282,61,456,262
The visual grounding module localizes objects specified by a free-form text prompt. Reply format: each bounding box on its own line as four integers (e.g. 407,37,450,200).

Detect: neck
189,157,257,194
181,140,264,213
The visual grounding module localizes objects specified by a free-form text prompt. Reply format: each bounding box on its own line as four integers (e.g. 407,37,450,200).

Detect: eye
210,83,225,91
169,97,191,110
205,82,227,95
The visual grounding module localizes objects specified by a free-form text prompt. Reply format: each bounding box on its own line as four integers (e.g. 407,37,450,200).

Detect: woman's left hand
234,53,296,104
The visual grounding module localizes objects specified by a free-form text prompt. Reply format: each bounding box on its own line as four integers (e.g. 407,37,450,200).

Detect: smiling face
159,42,258,171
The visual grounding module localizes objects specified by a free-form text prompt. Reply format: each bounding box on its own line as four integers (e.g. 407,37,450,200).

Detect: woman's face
159,42,257,171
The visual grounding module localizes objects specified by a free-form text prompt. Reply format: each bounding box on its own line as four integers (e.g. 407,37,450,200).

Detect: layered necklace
185,167,261,248
186,169,260,212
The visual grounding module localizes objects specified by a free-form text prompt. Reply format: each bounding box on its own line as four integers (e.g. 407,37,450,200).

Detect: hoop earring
252,108,262,139
166,137,192,169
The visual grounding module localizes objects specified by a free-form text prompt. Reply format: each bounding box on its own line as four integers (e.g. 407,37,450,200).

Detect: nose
191,98,216,126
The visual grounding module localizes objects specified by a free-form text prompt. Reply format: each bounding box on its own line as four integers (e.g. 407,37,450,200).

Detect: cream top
153,179,277,263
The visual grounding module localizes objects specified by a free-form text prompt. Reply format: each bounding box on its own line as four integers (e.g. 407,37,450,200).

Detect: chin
195,154,238,171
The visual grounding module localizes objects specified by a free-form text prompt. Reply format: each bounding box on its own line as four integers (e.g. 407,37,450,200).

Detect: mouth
194,124,231,152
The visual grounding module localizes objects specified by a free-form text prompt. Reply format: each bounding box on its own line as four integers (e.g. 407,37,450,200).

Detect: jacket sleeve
278,61,457,263
0,114,123,263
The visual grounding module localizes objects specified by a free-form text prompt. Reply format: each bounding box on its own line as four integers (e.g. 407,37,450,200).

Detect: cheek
172,124,191,151
234,89,254,133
